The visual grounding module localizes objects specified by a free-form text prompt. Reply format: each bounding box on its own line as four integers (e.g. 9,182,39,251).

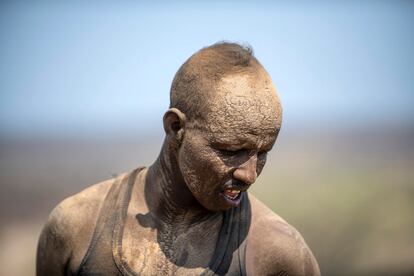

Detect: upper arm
247,195,320,275
36,179,114,276
36,205,72,276
248,221,320,276
269,227,320,276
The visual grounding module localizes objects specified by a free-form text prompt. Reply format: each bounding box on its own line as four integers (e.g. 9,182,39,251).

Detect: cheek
180,139,208,174
178,143,202,187
179,140,227,192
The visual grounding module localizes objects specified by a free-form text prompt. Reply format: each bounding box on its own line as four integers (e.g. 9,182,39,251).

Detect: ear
163,108,186,143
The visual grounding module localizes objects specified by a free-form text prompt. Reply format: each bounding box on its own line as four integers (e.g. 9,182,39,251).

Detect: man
37,42,320,275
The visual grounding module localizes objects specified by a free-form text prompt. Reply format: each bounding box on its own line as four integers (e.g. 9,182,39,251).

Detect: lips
219,179,250,207
223,188,241,200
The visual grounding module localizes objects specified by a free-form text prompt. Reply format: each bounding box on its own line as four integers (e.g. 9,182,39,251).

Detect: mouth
223,188,242,200
220,187,243,207
219,181,249,207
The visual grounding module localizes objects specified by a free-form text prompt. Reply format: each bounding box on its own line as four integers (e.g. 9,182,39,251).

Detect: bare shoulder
48,176,116,240
246,194,320,276
36,176,119,275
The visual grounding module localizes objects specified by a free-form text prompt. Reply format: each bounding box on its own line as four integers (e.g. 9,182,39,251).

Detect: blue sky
1,1,413,137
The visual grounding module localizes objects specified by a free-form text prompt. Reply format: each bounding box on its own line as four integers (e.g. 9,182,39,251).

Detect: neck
145,139,216,225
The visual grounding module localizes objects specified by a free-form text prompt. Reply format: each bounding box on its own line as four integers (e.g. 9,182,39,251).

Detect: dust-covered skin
179,72,281,212
37,43,320,276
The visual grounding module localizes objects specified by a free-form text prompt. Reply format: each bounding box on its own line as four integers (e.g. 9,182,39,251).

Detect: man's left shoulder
246,194,321,276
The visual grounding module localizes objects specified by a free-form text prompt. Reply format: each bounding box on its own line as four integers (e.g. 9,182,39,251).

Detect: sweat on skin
36,42,320,276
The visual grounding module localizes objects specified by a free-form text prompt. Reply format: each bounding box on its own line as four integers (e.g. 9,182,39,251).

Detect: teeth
224,189,241,200
225,194,237,200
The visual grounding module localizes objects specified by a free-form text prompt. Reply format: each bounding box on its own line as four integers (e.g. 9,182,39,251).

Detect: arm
36,179,114,276
36,205,72,276
247,195,320,276
258,222,320,276
272,234,320,276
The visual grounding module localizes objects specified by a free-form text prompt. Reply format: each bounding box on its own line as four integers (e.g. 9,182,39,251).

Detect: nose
233,154,258,185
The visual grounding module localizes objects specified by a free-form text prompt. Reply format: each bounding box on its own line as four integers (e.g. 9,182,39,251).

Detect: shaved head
170,42,281,131
207,73,281,135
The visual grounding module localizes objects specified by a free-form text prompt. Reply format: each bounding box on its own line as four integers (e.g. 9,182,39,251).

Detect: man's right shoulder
46,175,120,241
37,176,120,275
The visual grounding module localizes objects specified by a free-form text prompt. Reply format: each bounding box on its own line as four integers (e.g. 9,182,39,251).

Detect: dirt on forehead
201,73,282,136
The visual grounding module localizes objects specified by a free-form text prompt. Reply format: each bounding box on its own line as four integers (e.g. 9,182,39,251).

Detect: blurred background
1,1,413,275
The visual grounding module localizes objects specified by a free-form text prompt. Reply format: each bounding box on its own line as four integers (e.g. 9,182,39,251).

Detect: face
178,72,282,211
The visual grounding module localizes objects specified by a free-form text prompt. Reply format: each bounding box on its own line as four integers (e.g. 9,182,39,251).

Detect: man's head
163,42,282,211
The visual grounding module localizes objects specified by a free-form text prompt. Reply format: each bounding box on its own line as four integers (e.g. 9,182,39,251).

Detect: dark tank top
75,167,251,276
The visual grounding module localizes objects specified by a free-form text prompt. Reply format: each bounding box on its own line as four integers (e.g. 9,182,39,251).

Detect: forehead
201,73,282,137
